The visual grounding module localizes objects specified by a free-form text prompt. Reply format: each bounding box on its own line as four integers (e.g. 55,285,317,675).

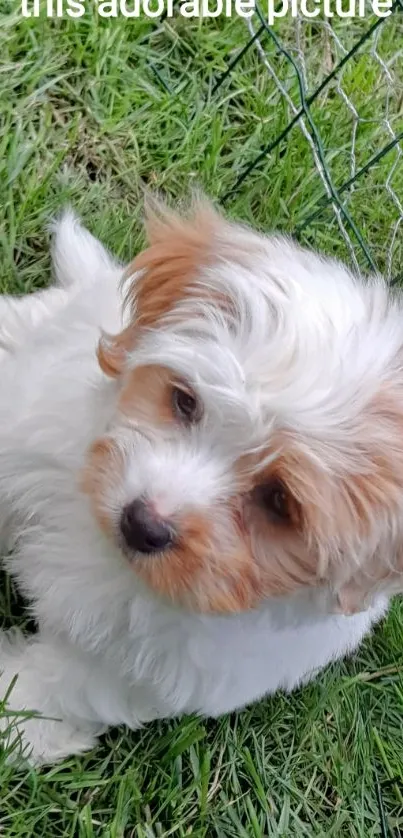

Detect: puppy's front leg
0,630,105,765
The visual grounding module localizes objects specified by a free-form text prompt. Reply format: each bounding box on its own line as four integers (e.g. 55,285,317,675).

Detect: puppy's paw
0,630,98,766
2,712,98,766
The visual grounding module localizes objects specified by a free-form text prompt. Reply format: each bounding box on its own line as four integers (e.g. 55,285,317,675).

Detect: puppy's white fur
0,206,397,765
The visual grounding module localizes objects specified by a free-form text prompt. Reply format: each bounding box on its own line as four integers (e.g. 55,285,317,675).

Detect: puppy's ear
51,209,120,290
97,195,219,378
335,545,403,615
333,385,403,614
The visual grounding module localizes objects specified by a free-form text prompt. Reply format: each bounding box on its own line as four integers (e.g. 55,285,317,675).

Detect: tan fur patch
118,364,178,427
97,200,219,378
244,441,326,595
81,437,124,536
249,385,403,611
135,509,261,613
334,385,403,611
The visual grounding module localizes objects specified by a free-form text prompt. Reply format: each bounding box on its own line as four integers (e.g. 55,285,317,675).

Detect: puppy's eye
258,480,291,523
172,385,202,425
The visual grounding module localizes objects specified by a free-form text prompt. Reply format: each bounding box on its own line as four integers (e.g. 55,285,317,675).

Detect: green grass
1,3,403,835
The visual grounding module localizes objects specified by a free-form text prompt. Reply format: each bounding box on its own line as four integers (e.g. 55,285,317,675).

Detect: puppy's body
0,206,398,764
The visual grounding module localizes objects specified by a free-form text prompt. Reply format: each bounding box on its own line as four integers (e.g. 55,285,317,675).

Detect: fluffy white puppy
0,199,401,765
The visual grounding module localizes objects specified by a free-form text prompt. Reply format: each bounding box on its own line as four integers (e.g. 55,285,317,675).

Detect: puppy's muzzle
120,498,174,555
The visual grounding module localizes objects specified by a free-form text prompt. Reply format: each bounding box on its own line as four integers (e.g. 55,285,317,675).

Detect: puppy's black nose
120,499,173,554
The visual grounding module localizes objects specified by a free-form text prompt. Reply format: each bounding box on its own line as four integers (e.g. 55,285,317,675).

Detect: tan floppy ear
97,325,135,378
335,547,403,615
97,195,220,378
333,385,403,614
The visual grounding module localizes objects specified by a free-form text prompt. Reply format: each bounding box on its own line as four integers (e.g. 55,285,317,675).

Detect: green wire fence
218,1,403,278
146,1,403,280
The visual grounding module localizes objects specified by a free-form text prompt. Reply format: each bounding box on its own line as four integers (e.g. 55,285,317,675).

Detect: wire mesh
144,3,402,278
217,2,403,279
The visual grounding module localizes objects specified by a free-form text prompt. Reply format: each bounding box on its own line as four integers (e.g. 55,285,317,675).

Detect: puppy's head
82,197,403,614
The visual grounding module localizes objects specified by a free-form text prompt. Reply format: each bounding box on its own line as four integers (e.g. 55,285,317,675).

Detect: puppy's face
82,199,403,614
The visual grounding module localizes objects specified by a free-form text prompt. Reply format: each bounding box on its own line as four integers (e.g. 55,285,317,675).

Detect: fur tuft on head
97,195,220,377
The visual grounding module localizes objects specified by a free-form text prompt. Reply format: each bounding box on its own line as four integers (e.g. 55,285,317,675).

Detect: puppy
0,198,401,765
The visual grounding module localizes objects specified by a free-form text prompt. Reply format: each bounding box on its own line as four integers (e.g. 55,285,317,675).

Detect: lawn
1,2,403,835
